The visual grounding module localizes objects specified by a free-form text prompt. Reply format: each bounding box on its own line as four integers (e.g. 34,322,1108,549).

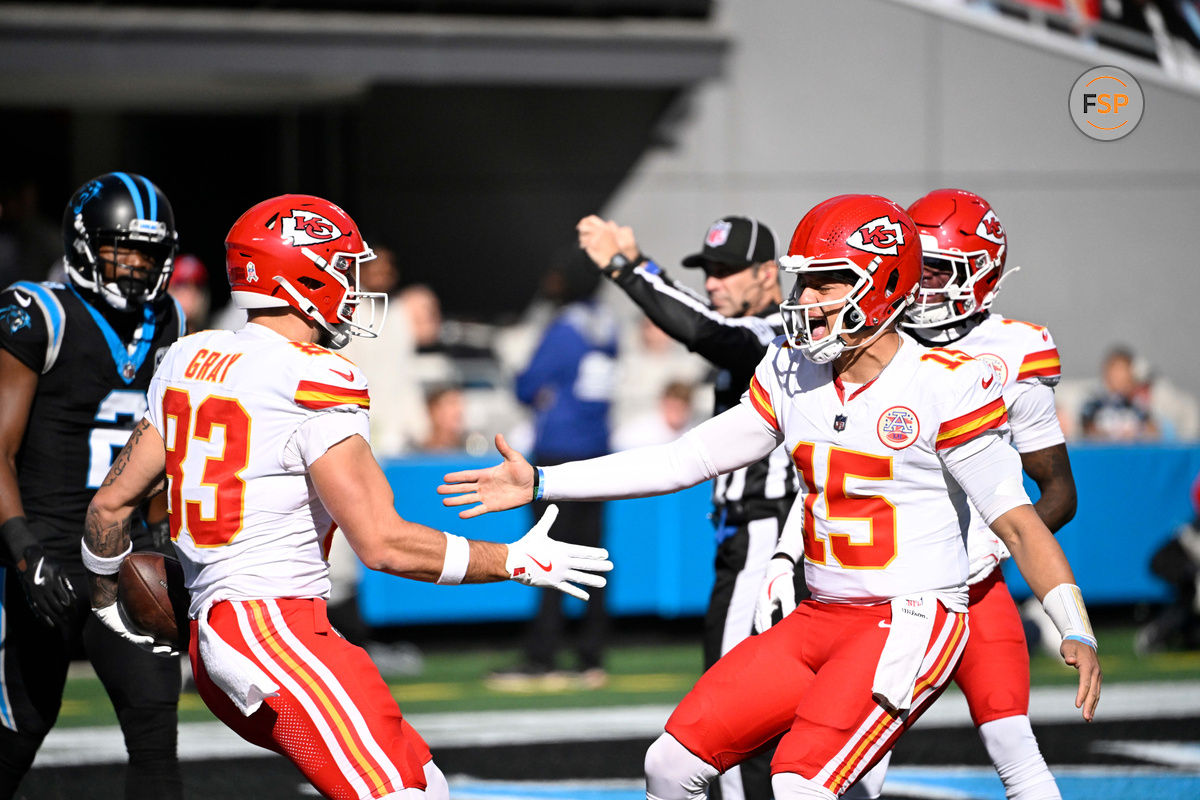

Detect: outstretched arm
439,402,781,518
577,216,778,368
314,434,611,600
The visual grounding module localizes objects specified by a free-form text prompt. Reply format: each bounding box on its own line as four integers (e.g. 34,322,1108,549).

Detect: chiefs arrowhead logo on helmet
975,209,1005,245
847,216,905,256
279,210,344,247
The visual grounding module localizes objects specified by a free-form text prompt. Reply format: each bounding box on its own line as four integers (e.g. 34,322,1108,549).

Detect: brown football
117,551,190,650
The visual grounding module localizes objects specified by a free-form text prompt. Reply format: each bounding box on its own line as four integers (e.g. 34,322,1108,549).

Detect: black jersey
612,261,797,523
0,280,184,558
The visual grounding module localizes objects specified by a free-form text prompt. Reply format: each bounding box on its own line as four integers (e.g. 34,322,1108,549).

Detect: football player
0,173,185,799
80,194,612,800
440,194,1101,799
578,212,801,800
823,189,1075,800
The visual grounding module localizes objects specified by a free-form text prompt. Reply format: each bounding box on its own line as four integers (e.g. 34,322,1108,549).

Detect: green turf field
54,625,1200,729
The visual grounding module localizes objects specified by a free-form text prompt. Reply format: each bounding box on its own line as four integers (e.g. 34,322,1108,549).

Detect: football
117,551,190,650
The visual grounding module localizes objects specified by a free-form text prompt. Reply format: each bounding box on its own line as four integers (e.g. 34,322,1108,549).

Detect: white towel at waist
871,593,938,715
197,600,280,717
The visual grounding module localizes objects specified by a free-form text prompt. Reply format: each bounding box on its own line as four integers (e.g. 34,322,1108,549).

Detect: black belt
710,497,795,527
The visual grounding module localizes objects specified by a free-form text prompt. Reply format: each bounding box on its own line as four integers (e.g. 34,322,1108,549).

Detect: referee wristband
436,532,471,585
81,539,133,576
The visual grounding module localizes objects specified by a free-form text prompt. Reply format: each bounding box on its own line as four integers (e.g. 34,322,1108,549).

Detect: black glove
17,544,77,630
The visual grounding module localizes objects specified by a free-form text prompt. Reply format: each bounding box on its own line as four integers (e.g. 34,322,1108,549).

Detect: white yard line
32,681,1200,767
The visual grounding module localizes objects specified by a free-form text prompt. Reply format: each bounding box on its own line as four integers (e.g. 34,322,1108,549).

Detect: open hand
1061,638,1102,722
438,434,536,518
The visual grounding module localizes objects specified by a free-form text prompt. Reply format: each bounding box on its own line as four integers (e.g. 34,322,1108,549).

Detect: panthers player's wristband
1042,583,1097,650
0,516,39,567
81,539,133,576
436,532,470,585
532,467,545,502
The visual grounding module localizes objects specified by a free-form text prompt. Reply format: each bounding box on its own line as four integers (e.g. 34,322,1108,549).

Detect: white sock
771,771,836,800
645,733,720,800
978,716,1062,800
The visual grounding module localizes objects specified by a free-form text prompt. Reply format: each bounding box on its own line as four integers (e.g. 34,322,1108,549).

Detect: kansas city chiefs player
441,194,1100,800
842,189,1078,800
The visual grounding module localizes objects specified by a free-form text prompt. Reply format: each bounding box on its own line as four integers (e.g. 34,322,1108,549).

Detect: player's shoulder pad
928,353,1008,451
1,280,67,373
998,316,1060,387
290,345,370,412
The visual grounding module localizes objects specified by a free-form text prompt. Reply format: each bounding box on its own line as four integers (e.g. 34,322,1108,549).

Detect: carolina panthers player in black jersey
0,173,185,799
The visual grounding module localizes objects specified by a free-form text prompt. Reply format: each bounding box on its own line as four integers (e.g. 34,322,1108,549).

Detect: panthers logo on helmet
975,209,1005,245
847,216,905,256
279,210,344,247
877,406,920,450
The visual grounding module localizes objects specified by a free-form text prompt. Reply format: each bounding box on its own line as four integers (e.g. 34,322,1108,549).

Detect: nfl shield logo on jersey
877,406,919,450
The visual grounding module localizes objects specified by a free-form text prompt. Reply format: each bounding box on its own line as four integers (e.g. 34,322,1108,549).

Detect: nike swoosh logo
329,367,355,382
13,292,31,308
529,555,553,572
33,558,46,586
878,619,891,629
981,375,994,389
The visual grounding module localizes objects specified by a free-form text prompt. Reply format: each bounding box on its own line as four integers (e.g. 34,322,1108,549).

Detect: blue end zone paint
448,769,1200,800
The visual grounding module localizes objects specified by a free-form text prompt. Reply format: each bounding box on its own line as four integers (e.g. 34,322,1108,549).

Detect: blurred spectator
0,175,60,287
420,384,468,452
168,253,211,333
1136,470,1200,653
1080,346,1160,440
612,316,709,432
614,380,697,450
340,248,432,456
489,246,617,691
1135,356,1200,440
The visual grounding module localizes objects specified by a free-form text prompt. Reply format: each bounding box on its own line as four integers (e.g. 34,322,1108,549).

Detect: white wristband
436,532,470,585
81,539,132,576
1042,583,1097,649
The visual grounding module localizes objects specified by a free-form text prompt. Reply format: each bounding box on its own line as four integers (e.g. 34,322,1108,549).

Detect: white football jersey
948,314,1065,583
146,323,370,617
746,333,1008,607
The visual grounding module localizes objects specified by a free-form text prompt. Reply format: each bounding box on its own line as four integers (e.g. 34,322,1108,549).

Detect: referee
578,214,804,800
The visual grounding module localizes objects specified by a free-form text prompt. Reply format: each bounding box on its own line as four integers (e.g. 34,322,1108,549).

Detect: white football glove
505,505,613,601
93,603,180,657
753,556,797,633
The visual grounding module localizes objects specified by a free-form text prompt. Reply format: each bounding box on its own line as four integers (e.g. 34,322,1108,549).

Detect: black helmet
62,172,178,310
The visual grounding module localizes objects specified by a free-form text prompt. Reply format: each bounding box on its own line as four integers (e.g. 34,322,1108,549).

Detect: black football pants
0,561,182,800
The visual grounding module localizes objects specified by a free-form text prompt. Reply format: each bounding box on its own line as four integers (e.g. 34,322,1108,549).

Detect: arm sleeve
773,497,806,561
1007,382,1066,453
940,432,1032,525
614,262,778,369
542,402,781,502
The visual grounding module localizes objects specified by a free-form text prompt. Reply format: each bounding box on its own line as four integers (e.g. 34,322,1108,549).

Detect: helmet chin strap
274,278,350,349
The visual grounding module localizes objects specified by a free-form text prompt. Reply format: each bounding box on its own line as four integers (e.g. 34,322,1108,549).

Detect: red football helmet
225,195,386,349
903,188,1009,329
778,194,921,363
